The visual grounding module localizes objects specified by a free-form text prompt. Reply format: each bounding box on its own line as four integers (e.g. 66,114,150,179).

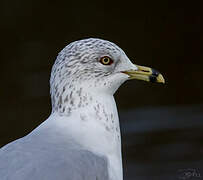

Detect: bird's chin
105,72,129,95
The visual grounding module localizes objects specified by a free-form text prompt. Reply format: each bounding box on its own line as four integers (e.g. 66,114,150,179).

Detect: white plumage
0,38,164,180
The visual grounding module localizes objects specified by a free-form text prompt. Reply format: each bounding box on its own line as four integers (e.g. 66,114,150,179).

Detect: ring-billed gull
0,38,164,180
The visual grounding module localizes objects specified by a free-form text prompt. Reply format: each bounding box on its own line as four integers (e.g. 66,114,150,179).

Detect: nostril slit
142,70,150,72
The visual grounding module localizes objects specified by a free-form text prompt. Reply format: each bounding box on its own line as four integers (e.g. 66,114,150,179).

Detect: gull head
50,38,164,114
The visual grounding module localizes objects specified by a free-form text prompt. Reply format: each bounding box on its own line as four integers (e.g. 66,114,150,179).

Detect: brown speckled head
50,38,137,115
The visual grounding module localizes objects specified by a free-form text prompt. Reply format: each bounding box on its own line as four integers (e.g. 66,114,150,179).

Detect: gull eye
100,56,113,65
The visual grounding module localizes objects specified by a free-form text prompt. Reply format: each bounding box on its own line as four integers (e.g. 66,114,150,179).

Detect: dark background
0,0,202,179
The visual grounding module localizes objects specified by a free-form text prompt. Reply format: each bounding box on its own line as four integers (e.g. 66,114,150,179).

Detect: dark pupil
104,58,109,63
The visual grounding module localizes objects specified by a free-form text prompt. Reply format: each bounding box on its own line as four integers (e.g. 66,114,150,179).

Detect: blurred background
0,0,202,179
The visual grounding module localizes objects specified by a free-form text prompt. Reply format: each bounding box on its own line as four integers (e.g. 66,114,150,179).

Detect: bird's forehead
64,38,122,57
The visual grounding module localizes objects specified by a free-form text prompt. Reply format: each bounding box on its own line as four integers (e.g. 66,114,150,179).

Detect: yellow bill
122,65,165,83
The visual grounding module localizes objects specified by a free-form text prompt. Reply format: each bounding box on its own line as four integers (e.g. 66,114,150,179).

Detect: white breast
32,93,123,180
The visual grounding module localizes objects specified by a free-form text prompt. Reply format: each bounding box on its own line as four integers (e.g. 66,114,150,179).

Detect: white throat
49,88,123,180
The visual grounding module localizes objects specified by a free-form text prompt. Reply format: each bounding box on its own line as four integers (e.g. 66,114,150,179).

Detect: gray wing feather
0,137,109,180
